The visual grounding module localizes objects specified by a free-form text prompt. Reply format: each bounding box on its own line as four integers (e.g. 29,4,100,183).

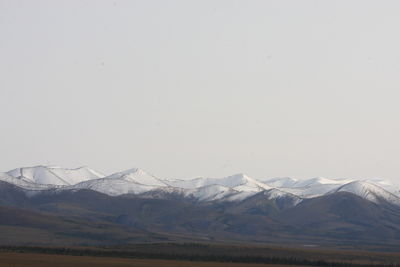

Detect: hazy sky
1,0,400,181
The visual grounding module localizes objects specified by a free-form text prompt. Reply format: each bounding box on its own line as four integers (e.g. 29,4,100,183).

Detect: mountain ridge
1,165,400,207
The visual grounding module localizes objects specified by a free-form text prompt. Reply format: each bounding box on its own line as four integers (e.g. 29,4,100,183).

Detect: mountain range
1,165,400,248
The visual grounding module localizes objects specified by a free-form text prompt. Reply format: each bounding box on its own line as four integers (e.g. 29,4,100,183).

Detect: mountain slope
278,192,400,241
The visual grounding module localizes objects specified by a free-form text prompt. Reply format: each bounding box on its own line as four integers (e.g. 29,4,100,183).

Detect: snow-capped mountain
1,165,400,207
259,177,356,198
69,177,157,196
258,177,298,188
0,172,57,190
266,177,400,200
3,165,400,248
186,184,239,202
263,188,303,206
331,181,400,206
292,177,355,187
363,178,400,197
106,168,166,186
7,166,104,186
278,184,340,198
165,173,271,192
68,168,167,196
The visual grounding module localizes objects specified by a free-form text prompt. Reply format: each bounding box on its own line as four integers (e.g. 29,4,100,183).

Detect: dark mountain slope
278,192,400,241
224,189,301,217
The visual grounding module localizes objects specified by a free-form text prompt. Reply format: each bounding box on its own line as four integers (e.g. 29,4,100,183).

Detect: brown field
0,252,306,267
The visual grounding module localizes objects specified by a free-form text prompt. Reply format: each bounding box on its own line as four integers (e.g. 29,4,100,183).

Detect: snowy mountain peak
223,173,272,191
259,177,298,188
6,165,104,186
222,173,254,185
262,188,303,206
106,167,166,186
164,173,271,192
293,177,354,187
332,181,400,206
187,184,239,202
108,168,146,177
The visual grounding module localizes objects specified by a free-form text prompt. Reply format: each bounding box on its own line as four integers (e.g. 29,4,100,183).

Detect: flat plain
1,243,400,267
0,252,307,267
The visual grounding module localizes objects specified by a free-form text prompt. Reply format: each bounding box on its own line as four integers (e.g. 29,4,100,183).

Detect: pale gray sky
1,0,400,181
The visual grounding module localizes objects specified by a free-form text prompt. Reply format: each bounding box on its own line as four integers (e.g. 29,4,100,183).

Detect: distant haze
1,1,399,182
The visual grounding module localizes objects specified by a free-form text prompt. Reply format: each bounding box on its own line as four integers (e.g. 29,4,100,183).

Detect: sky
1,0,400,181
